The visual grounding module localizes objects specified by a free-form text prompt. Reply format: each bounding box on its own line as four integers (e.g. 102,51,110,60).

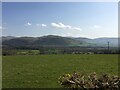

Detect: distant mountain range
1,35,119,48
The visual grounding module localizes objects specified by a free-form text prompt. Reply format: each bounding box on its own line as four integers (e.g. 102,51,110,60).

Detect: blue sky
2,2,118,38
0,3,1,21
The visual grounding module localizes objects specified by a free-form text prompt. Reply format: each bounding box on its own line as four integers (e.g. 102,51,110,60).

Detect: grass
2,54,118,88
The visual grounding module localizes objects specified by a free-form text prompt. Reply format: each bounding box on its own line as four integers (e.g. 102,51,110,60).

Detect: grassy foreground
2,54,118,88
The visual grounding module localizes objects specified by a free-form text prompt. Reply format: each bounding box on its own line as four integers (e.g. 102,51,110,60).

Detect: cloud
27,22,32,26
93,25,101,28
51,22,81,31
51,22,71,29
0,26,6,30
36,24,47,27
51,23,60,28
72,27,81,31
0,26,2,30
41,24,47,27
25,22,32,26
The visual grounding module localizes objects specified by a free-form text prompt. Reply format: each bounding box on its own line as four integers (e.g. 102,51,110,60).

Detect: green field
2,54,118,88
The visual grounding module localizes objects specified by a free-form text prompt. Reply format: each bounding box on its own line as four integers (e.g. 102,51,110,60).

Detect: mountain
2,35,119,48
32,35,84,46
2,36,15,41
75,37,118,47
2,35,86,47
92,38,118,47
74,37,95,45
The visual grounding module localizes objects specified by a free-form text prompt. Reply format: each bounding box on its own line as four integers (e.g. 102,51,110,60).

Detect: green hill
2,35,86,47
2,35,119,48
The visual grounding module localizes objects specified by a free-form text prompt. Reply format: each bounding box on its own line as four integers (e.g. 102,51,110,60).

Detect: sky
2,2,118,38
0,2,1,36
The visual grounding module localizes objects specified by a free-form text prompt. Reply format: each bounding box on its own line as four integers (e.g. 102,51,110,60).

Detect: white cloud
66,25,72,29
58,22,66,28
51,23,60,28
28,22,32,26
25,22,32,26
36,24,47,27
93,25,101,28
51,22,71,29
51,22,82,31
0,26,6,30
72,27,81,31
0,26,2,30
41,24,47,27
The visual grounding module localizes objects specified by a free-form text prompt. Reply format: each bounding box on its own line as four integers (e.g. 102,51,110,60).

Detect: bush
58,72,120,89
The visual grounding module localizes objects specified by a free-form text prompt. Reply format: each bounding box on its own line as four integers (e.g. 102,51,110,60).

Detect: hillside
2,35,86,47
2,35,119,48
75,37,118,47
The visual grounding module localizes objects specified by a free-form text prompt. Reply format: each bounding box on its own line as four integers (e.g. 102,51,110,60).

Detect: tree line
2,46,120,56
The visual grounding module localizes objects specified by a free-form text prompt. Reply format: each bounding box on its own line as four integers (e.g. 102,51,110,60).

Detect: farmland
2,54,118,88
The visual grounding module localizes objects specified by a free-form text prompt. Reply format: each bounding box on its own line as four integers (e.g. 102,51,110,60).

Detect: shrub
58,72,120,89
